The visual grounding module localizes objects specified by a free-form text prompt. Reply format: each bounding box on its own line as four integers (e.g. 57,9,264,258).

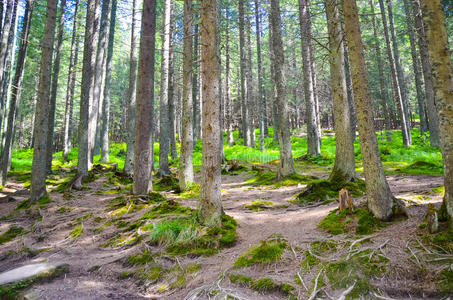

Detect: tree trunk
78,0,100,177
344,45,357,141
370,0,391,141
179,0,194,191
30,0,58,201
124,0,140,175
413,0,441,147
133,0,156,195
270,0,295,178
420,0,453,224
0,0,13,93
255,0,265,152
192,22,200,147
0,0,33,185
325,0,355,185
158,0,173,176
268,18,279,144
199,0,223,226
246,8,256,149
238,0,250,147
45,0,67,173
378,0,411,147
100,0,117,162
343,0,395,221
63,0,80,161
168,9,177,160
225,6,233,146
298,0,321,156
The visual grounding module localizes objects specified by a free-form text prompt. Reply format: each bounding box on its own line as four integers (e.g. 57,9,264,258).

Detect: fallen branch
308,268,324,300
297,272,308,291
407,243,421,267
337,280,357,300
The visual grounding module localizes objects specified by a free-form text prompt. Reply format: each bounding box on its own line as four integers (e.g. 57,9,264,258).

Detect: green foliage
128,250,155,265
318,208,385,236
396,161,443,176
246,169,313,188
179,183,200,199
153,175,180,192
0,226,24,245
234,236,287,267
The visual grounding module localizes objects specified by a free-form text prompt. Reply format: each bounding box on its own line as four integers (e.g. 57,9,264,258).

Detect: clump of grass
0,226,24,245
318,208,385,235
128,249,155,265
244,200,274,211
234,236,287,267
296,178,365,205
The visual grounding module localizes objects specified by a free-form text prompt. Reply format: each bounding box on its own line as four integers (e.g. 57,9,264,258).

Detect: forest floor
0,159,451,299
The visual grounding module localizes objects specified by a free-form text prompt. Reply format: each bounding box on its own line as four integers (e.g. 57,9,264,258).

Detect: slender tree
270,0,295,178
124,0,140,175
0,0,13,93
179,0,194,191
420,0,453,224
199,0,223,226
134,0,157,194
168,8,177,160
246,6,256,148
254,0,265,152
238,0,250,147
192,22,200,146
30,0,58,201
224,5,233,146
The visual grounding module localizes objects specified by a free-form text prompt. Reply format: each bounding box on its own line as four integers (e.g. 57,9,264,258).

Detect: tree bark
124,0,140,175
268,17,279,144
255,0,265,152
270,0,295,178
298,0,321,156
246,7,256,148
325,0,355,185
238,0,250,147
30,0,58,201
413,0,441,147
134,0,156,194
192,22,200,147
158,0,173,176
342,0,395,220
420,0,453,224
78,0,100,177
0,0,13,94
224,6,233,146
168,8,177,160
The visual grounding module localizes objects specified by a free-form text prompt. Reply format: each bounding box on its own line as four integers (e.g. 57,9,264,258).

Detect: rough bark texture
78,0,100,177
325,0,355,184
0,0,33,185
168,7,177,160
124,0,140,175
100,0,117,162
246,8,256,148
270,0,295,178
192,23,199,146
343,0,395,220
268,18,278,144
378,0,411,147
298,0,320,156
158,0,173,176
63,0,80,161
238,0,250,147
225,6,233,146
199,0,223,226
413,0,440,147
179,0,194,191
0,0,13,92
30,0,58,201
133,0,156,194
420,0,453,223
255,0,265,152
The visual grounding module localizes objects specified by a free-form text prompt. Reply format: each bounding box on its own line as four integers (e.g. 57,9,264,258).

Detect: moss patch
396,161,443,176
179,183,200,199
244,200,274,211
295,154,333,166
228,273,296,297
246,170,314,188
234,236,287,267
153,175,180,192
70,224,83,239
318,208,385,235
0,226,24,245
141,199,193,220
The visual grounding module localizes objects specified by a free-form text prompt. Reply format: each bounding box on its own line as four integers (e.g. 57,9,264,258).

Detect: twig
308,268,324,300
337,281,356,300
407,244,421,267
372,292,398,300
416,238,431,254
297,272,308,291
290,244,298,259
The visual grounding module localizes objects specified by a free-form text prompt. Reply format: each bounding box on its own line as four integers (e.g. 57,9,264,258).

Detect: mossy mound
295,154,333,166
318,208,386,235
228,273,296,298
179,183,200,199
221,160,248,175
0,226,24,245
244,200,274,211
107,171,133,186
141,199,193,220
295,178,365,206
247,169,314,188
153,175,180,192
234,236,287,267
16,193,51,210
396,161,443,176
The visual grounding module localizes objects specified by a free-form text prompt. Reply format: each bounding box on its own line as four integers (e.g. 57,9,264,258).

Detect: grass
0,226,24,245
234,235,287,267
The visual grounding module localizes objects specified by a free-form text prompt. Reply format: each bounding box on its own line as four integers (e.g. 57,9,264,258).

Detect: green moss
300,251,320,272
74,213,93,223
228,274,296,297
108,172,133,186
0,226,24,245
244,200,274,211
295,154,334,166
141,200,193,220
234,236,287,267
251,277,276,292
246,170,313,188
437,268,453,294
424,228,453,253
296,178,365,205
93,226,103,233
396,161,443,176
356,209,384,235
318,208,385,236
70,224,83,239
228,273,254,286
128,250,155,265
16,199,31,210
57,206,67,214
311,240,337,254
179,183,200,199
153,175,180,192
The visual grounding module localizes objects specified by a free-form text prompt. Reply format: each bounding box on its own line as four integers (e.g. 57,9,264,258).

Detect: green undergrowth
396,161,443,176
108,192,166,217
244,200,274,211
228,273,296,298
246,169,315,188
153,175,180,192
141,199,193,220
234,235,287,267
295,178,365,206
179,183,200,199
318,208,386,235
0,226,24,245
295,154,334,166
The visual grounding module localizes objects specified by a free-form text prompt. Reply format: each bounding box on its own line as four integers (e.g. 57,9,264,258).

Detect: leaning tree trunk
158,0,173,176
370,0,391,141
298,0,321,156
378,0,410,147
133,0,156,194
63,0,80,161
270,0,295,178
100,0,117,162
199,0,223,226
420,0,453,224
342,0,395,221
45,0,67,173
224,6,233,146
179,0,194,191
255,0,265,152
30,0,58,201
124,0,140,175
238,0,250,147
0,0,34,185
403,0,427,134
77,0,100,178
413,0,441,147
325,0,355,185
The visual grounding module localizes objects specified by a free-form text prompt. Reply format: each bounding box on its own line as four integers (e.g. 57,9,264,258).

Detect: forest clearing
0,0,452,299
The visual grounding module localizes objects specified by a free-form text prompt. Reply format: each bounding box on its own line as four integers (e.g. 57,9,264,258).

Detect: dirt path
0,170,445,299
